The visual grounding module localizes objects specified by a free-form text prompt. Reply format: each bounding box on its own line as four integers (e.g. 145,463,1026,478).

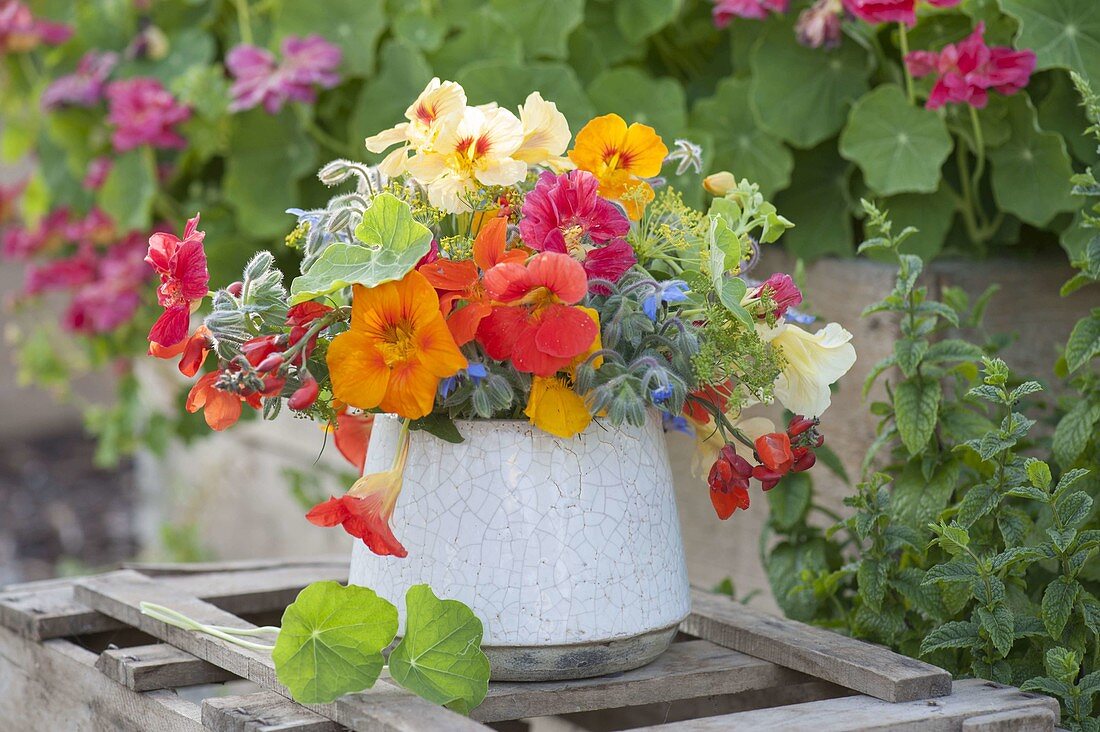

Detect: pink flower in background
0,1,71,54
41,50,118,110
105,78,190,152
796,0,843,49
63,233,148,334
23,249,97,295
843,0,959,27
906,23,1036,109
520,170,635,282
83,157,113,190
0,207,71,260
712,0,788,26
227,34,342,114
753,273,803,319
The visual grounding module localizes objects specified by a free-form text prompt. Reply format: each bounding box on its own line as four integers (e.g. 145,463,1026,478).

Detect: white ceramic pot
348,412,691,681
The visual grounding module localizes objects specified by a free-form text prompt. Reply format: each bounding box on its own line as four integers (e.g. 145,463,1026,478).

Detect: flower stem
897,23,915,105
233,0,254,45
968,104,987,199
140,602,276,652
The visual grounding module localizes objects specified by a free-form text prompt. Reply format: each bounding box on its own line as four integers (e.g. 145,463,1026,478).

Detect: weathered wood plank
0,562,347,640
682,588,952,702
74,570,488,732
202,691,343,731
473,639,812,722
636,678,1059,731
961,707,1057,732
123,556,347,576
97,642,236,691
0,623,203,731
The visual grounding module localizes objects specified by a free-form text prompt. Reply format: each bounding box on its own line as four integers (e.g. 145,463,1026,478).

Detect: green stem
305,120,356,158
233,0,254,45
141,602,276,652
954,142,986,252
898,24,915,105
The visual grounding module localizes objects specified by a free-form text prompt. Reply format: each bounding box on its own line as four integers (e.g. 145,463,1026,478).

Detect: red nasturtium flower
477,251,599,376
752,432,794,490
682,379,734,423
185,370,261,431
333,410,374,472
145,214,209,348
843,0,958,26
418,215,526,345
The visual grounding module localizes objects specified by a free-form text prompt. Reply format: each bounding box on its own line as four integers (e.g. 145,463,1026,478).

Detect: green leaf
923,339,985,365
274,0,386,76
97,148,156,232
894,378,942,455
839,85,954,195
1053,399,1100,467
894,338,930,378
774,143,854,258
1065,311,1100,372
766,539,829,622
893,459,960,528
920,620,981,654
858,558,889,612
615,0,683,43
116,27,216,86
273,581,399,704
492,0,584,60
392,7,447,51
1000,0,1100,82
409,414,465,444
289,194,433,305
429,6,522,78
456,60,594,132
988,95,1077,226
589,67,687,138
224,109,317,239
766,472,811,530
389,585,490,714
352,40,433,146
876,187,957,260
976,605,1015,657
749,27,872,148
692,78,793,197
1056,491,1093,529
922,559,980,585
1042,577,1081,638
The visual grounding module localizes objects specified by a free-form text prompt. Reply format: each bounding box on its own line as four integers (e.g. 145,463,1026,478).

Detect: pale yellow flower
703,171,737,196
761,321,856,417
406,104,527,213
364,78,467,177
513,92,573,171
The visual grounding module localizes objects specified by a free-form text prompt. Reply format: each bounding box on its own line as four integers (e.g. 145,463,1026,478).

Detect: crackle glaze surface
349,413,692,647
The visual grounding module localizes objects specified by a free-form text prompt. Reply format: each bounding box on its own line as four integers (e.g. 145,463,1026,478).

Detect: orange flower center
452,135,492,176
379,320,417,366
519,286,559,311
601,146,633,174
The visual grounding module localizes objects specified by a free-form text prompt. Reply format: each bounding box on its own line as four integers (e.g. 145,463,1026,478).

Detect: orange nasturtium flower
568,114,668,220
185,370,261,431
326,270,467,420
417,215,527,345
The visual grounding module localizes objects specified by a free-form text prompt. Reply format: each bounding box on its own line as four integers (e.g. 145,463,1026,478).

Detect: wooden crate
0,559,1059,731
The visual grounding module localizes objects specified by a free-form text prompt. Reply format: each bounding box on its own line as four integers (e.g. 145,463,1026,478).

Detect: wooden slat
123,556,347,576
97,642,236,691
960,708,1057,732
636,678,1059,731
74,570,488,732
682,588,951,703
473,639,812,722
202,691,343,731
0,624,203,731
0,562,347,640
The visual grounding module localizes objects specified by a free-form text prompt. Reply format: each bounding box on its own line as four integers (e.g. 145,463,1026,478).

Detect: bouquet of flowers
146,78,857,558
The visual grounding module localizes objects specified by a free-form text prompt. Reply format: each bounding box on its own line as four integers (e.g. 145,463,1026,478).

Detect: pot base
484,623,680,681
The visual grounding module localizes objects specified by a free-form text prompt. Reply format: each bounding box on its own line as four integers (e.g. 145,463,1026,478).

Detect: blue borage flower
642,279,690,321
439,362,488,398
662,411,692,435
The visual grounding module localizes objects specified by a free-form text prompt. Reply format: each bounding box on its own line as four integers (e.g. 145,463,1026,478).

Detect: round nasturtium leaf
839,85,954,196
288,193,433,305
588,67,688,139
389,585,491,715
1000,0,1100,82
272,581,399,704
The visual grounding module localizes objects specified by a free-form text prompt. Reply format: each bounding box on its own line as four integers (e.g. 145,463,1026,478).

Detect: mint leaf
1041,577,1081,638
894,378,941,455
289,193,433,305
390,585,491,714
273,582,399,704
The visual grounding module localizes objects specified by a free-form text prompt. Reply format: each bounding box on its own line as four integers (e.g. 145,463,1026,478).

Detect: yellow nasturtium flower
568,114,668,220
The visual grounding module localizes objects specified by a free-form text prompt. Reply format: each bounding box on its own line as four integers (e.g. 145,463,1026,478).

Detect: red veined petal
476,305,529,361
472,215,510,271
533,304,598,359
144,232,179,274
446,300,493,346
582,238,636,283
483,262,533,302
342,494,408,558
418,258,479,293
148,305,191,347
527,252,588,304
334,411,374,472
172,239,210,301
755,432,793,473
306,496,350,527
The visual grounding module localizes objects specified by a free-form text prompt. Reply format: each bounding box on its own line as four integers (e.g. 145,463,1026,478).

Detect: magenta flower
105,78,190,152
753,273,803,319
83,157,113,191
796,0,843,49
0,207,71,260
63,233,148,334
0,1,71,54
712,0,788,26
843,0,959,27
24,249,97,295
227,34,342,114
906,23,1036,110
520,170,636,283
41,50,117,110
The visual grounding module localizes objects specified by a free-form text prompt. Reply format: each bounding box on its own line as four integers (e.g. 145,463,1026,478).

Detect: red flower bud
755,432,793,474
259,373,286,398
787,415,818,437
707,444,754,519
256,353,284,372
752,465,784,491
286,301,333,328
227,281,243,296
242,335,282,366
288,377,320,411
792,450,817,473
